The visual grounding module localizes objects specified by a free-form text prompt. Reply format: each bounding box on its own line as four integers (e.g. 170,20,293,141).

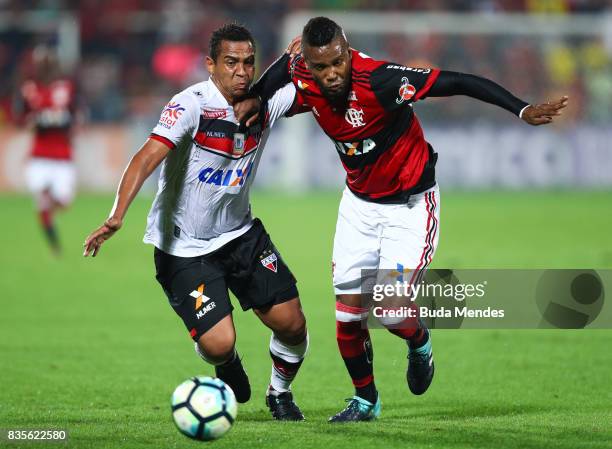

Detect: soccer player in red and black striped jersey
14,47,78,255
244,16,567,422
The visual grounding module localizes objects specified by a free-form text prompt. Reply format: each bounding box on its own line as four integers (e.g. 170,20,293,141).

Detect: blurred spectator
13,45,78,255
1,0,610,125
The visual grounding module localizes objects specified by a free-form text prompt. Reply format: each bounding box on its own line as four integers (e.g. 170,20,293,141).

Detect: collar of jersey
206,77,231,109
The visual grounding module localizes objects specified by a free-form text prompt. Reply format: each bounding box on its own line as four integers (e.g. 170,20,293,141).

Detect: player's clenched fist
83,216,122,257
521,96,569,126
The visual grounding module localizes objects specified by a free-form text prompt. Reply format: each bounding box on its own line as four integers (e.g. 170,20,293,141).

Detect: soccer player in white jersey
83,24,307,421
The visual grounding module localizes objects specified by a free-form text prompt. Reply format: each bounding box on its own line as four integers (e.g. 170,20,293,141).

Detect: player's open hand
233,96,261,127
286,36,301,58
521,96,568,126
83,216,122,257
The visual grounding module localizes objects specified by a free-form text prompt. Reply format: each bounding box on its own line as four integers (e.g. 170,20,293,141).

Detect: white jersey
143,79,296,257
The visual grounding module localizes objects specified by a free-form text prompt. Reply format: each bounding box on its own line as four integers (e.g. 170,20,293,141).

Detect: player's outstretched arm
83,138,170,257
427,71,568,125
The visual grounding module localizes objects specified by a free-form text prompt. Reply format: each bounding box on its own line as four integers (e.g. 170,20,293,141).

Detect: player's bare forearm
427,71,568,125
83,138,170,257
110,139,169,221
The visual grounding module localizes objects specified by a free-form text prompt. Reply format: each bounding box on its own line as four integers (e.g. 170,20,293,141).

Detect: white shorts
332,184,440,295
26,158,76,206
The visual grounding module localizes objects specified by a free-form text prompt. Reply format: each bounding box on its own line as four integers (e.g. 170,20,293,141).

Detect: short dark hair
208,23,256,62
302,16,344,47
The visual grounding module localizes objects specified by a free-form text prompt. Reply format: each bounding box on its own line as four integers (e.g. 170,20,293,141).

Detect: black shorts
154,218,298,341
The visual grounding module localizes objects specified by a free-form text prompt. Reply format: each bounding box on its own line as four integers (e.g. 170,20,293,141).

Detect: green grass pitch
1,191,611,449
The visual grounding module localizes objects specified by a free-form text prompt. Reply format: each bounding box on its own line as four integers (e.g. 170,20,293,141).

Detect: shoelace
272,394,301,417
342,398,369,415
408,349,431,364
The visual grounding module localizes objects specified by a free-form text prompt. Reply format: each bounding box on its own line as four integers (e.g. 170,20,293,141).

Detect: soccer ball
171,376,237,441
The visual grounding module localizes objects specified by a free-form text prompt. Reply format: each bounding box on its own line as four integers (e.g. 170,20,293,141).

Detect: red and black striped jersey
289,50,440,202
19,79,76,160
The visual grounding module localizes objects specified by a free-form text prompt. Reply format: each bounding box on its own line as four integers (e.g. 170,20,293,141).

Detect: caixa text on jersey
197,162,253,187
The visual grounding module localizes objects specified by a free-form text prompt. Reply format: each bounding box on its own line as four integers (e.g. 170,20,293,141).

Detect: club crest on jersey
51,84,70,106
260,252,278,273
345,108,365,127
396,77,416,104
233,132,245,156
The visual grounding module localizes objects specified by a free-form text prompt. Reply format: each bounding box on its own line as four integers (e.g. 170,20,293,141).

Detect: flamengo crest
345,108,365,127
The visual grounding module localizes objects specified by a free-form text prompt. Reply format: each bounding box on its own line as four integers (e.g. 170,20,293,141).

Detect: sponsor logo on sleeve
158,101,185,128
386,65,431,74
396,77,416,104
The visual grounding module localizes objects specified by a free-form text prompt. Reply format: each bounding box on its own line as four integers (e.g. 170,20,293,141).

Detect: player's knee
275,311,307,344
196,332,236,364
288,315,307,340
336,293,363,307
197,341,235,364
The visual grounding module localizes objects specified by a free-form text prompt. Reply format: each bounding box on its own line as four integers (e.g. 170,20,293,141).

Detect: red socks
336,302,374,389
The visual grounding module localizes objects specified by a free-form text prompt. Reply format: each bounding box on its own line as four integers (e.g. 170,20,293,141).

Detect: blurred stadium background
1,0,612,193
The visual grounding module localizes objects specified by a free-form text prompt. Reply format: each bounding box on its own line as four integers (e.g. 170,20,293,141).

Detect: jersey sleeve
370,64,441,111
150,91,199,149
285,89,312,116
427,71,529,117
265,83,297,127
248,53,292,103
285,56,313,116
